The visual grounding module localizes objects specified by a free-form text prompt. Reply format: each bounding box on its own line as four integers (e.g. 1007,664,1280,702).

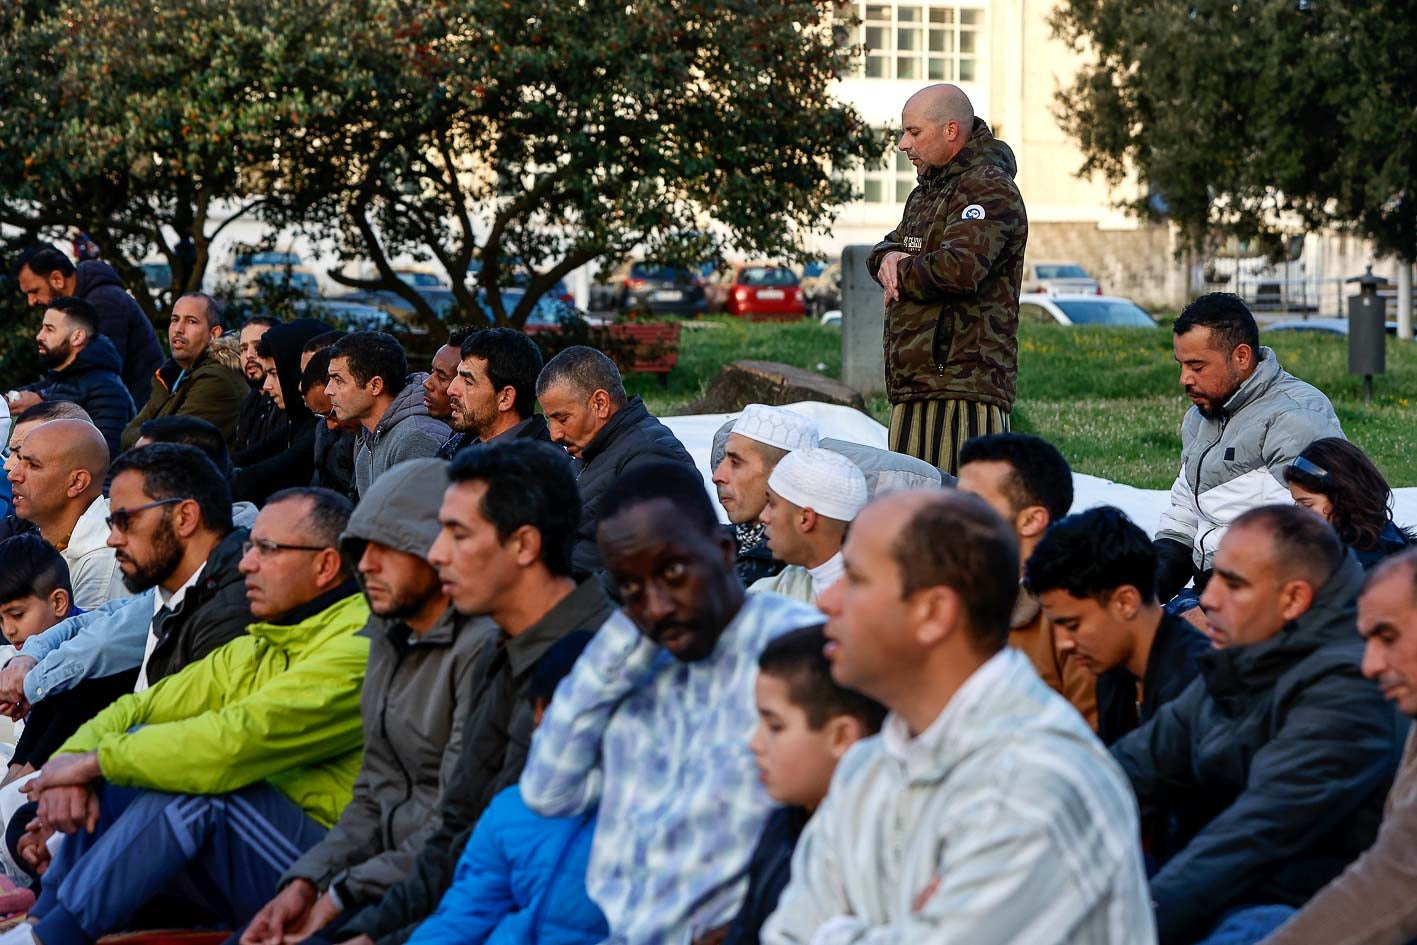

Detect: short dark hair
598,461,720,538
461,328,545,419
1366,547,1417,603
14,243,74,280
329,331,408,390
176,292,223,329
891,491,1020,653
1174,292,1259,357
1024,506,1157,604
0,533,72,606
447,325,476,349
302,329,347,356
448,440,581,578
1231,504,1344,588
526,629,594,705
242,314,280,331
110,444,234,536
959,432,1073,523
265,487,354,549
46,296,100,339
302,347,334,395
15,401,92,427
536,345,627,407
1284,437,1405,553
137,416,235,480
759,625,887,731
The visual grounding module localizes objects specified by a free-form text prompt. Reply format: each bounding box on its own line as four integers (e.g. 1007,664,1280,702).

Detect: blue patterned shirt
520,592,821,945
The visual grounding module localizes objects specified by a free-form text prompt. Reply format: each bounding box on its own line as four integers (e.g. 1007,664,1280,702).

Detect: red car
709,264,806,321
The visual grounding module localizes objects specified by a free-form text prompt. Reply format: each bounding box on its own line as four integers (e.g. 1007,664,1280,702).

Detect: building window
854,2,983,83
843,127,918,209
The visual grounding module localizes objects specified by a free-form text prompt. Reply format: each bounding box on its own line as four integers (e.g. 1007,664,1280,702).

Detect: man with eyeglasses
7,419,127,609
11,486,370,945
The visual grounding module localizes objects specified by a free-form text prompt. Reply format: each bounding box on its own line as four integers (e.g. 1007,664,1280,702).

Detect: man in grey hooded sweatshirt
325,332,449,500
240,457,494,945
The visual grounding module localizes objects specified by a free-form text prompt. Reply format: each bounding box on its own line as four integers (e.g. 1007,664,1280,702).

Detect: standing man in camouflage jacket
868,84,1028,475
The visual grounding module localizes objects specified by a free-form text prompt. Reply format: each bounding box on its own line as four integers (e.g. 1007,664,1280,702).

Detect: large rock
690,360,867,413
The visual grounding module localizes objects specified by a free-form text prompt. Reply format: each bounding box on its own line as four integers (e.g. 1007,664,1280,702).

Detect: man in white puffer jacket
1154,293,1343,604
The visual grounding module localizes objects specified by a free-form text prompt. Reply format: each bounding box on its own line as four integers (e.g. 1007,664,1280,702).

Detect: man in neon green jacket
13,486,371,945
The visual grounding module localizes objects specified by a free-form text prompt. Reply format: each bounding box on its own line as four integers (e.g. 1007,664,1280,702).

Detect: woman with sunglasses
1285,437,1415,569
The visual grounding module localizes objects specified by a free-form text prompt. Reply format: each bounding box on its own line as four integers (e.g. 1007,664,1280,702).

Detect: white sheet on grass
661,402,1417,535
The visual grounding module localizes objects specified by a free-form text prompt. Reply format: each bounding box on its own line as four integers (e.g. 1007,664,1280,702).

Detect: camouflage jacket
868,118,1028,409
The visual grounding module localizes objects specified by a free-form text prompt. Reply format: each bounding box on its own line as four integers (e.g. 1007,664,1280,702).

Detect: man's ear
210,325,224,339
590,389,614,419
367,374,386,398
1108,585,1141,622
509,523,545,569
47,271,67,294
66,469,92,499
1278,579,1316,623
799,507,818,535
495,385,517,413
1232,343,1256,374
912,584,963,648
1016,505,1049,542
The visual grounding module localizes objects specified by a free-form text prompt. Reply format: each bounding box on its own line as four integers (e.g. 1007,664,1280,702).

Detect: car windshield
237,251,300,269
631,263,690,282
1055,300,1156,327
397,272,442,287
1035,264,1090,279
739,266,798,287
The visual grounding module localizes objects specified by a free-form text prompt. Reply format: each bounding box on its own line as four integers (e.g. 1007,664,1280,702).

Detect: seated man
13,487,371,945
8,419,128,608
440,328,550,459
1111,505,1408,945
234,318,332,505
521,461,820,944
711,404,820,586
752,449,868,604
0,535,134,785
302,349,358,500
764,490,1153,945
1025,506,1210,745
1261,548,1417,945
10,297,135,457
231,316,284,457
420,328,472,425
326,331,447,498
958,432,1096,728
536,346,693,577
316,441,614,945
121,292,247,449
242,459,492,944
0,401,91,544
134,415,259,528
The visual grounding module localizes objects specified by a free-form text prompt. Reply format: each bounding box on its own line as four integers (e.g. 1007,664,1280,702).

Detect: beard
450,399,498,438
38,339,71,368
118,516,185,593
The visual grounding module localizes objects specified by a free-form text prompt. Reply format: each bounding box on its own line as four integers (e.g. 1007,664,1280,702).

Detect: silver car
1022,260,1101,296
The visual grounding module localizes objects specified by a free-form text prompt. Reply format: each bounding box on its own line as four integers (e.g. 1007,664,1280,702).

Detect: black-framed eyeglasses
106,497,185,532
242,537,328,558
1289,455,1331,484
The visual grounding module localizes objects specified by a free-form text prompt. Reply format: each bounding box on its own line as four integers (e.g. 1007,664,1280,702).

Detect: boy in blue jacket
405,631,606,945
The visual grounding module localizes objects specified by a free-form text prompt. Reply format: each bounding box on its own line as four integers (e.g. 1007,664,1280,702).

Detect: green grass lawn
633,318,1417,489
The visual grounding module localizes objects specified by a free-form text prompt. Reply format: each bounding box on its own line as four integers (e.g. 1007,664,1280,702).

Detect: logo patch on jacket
903,237,923,251
962,204,986,220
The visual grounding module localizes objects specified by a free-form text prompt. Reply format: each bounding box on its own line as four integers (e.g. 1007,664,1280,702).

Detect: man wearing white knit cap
712,404,820,586
751,448,868,605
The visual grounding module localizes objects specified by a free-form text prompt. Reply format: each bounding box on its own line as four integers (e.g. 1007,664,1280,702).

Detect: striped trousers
889,398,1010,476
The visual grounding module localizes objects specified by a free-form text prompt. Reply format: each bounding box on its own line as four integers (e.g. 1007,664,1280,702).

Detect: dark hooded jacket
353,375,449,499
1111,553,1409,945
233,318,330,504
284,458,495,906
121,345,249,449
867,118,1028,410
73,260,164,407
435,414,552,461
232,386,288,458
24,335,135,457
569,395,694,577
143,526,253,685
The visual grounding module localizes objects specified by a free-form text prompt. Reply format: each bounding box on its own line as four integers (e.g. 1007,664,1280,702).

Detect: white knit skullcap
768,448,868,523
731,404,819,453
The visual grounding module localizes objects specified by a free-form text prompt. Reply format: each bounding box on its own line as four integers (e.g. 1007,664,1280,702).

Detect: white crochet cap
768,448,869,523
731,404,819,453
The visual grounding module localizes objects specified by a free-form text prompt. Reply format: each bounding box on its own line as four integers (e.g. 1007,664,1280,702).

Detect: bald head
899,84,975,171
28,419,109,486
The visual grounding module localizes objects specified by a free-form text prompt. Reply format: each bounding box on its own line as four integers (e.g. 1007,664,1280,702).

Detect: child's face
0,592,66,647
749,672,848,811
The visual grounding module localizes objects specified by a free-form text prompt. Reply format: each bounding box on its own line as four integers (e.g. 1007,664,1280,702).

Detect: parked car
606,261,707,317
297,299,405,332
238,265,321,299
1266,317,1411,338
395,269,448,289
804,261,841,319
1018,294,1157,327
232,250,302,273
341,285,607,329
465,261,576,305
706,263,806,321
1022,260,1102,296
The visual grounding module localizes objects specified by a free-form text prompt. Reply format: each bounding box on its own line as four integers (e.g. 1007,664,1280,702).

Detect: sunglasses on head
1288,455,1331,484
